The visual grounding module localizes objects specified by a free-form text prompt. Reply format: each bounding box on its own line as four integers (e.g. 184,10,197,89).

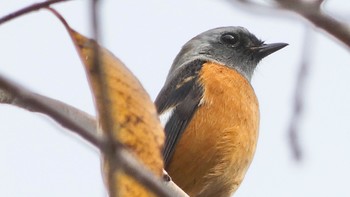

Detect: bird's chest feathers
194,62,259,157
168,62,260,196
175,62,259,181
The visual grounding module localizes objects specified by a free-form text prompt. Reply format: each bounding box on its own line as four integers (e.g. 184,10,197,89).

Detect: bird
155,26,287,197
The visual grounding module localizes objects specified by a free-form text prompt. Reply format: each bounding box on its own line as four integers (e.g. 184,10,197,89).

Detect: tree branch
0,73,105,149
229,0,350,49
117,148,184,197
0,0,72,25
88,1,120,196
0,73,185,197
277,0,350,49
288,26,314,161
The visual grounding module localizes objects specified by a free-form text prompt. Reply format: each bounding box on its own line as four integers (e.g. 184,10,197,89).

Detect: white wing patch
159,107,175,128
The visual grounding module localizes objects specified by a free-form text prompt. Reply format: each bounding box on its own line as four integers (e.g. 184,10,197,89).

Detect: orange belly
166,62,260,197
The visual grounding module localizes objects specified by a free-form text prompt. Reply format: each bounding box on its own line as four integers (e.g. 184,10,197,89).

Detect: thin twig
117,149,178,197
299,9,350,48
0,73,106,149
0,85,98,141
0,0,71,25
277,0,350,49
89,1,119,196
288,26,313,161
163,174,189,197
228,0,350,49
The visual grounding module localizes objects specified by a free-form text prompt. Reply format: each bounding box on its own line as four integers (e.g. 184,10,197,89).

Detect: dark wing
155,59,205,167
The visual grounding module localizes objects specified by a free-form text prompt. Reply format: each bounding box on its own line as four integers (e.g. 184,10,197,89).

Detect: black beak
252,42,288,59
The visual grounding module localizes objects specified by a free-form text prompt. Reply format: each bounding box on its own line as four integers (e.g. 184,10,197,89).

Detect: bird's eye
220,33,239,46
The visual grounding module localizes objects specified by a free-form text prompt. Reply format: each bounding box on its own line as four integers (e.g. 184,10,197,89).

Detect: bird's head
171,26,288,81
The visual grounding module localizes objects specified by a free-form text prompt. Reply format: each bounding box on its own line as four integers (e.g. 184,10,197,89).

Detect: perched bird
155,26,287,197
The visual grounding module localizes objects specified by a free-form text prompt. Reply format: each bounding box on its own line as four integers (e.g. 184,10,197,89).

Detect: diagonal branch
0,0,72,25
117,148,181,197
0,73,183,197
277,0,350,49
229,0,350,49
0,73,105,149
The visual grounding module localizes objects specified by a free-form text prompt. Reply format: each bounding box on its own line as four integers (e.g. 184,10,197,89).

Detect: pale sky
1,1,350,197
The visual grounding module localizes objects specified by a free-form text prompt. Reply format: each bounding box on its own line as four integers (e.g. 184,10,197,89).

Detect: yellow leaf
51,10,164,197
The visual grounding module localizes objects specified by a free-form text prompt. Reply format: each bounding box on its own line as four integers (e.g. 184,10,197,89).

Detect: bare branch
117,149,184,197
0,73,106,150
288,26,314,161
0,0,72,25
228,0,350,49
88,1,119,196
163,171,189,197
1,88,98,140
277,0,350,49
0,89,13,103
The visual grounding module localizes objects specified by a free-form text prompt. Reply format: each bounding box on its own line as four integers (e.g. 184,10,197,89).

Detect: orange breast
166,62,260,197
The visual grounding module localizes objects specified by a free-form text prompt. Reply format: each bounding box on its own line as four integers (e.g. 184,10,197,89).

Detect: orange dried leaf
51,10,164,197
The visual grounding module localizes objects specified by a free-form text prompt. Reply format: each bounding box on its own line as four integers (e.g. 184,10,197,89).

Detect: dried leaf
51,10,164,197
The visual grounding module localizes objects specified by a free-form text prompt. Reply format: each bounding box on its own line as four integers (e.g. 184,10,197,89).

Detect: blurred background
0,0,349,196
